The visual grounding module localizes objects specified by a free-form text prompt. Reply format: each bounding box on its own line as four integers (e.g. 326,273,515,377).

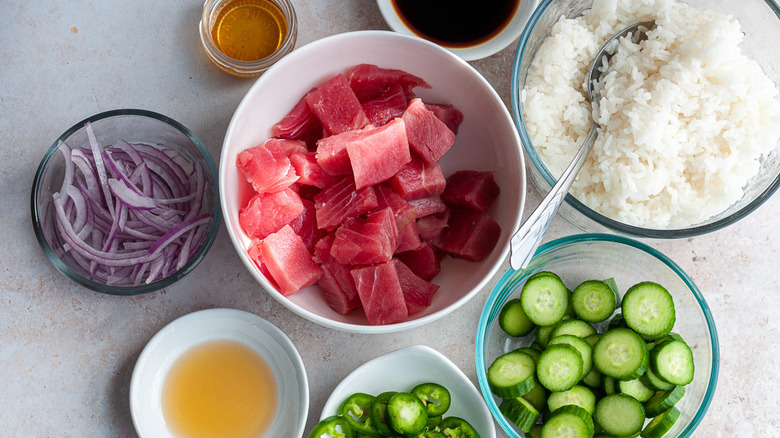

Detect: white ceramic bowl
130,308,309,437
220,30,525,333
376,0,540,61
319,345,496,437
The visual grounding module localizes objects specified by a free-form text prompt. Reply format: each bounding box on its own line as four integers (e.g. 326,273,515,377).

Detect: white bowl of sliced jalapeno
311,345,496,437
475,234,719,438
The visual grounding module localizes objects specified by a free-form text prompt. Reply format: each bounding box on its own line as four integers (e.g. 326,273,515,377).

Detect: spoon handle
509,124,598,270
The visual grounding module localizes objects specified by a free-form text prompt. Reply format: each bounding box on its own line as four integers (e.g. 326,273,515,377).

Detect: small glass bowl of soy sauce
199,0,297,77
376,0,540,61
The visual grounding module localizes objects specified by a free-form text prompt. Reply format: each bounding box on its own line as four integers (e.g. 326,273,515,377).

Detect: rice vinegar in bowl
161,339,279,438
130,309,309,438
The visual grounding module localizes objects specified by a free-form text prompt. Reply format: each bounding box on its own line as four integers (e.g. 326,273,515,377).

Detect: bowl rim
219,29,525,333
375,0,541,61
30,108,222,295
510,0,780,238
129,307,309,438
475,233,720,438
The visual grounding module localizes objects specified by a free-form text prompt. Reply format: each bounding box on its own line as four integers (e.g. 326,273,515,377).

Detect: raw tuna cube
361,83,408,126
330,208,398,265
239,188,304,240
433,208,501,262
236,141,299,194
375,185,416,232
401,98,456,167
313,177,378,231
385,156,446,200
424,103,464,134
290,152,339,189
288,198,326,252
272,93,324,148
347,63,431,102
396,242,441,281
346,118,412,189
351,262,409,325
393,258,440,315
395,221,423,253
289,182,321,201
409,196,447,218
314,234,361,315
315,127,371,176
261,225,322,296
306,74,369,136
247,239,279,289
417,209,450,242
264,138,308,157
441,170,500,213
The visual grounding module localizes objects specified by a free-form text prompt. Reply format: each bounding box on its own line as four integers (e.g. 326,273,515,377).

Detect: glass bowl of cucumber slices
475,233,719,438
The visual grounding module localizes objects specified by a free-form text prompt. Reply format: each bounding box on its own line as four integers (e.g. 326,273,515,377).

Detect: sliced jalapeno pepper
338,392,380,435
387,392,428,435
414,431,447,438
439,416,480,438
369,391,398,436
309,415,355,438
426,415,443,430
411,382,452,417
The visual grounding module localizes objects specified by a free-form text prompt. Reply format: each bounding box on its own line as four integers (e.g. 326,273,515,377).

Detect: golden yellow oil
211,0,287,61
162,339,279,438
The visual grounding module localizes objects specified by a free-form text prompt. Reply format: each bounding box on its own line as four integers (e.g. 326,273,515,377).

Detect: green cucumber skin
621,282,676,340
499,397,540,433
593,328,649,380
537,344,584,392
641,407,681,438
649,340,694,386
499,298,535,337
594,394,646,437
572,280,617,323
644,385,686,418
487,350,537,399
521,272,569,327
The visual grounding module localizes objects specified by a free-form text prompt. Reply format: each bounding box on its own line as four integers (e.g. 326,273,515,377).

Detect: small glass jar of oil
199,0,297,77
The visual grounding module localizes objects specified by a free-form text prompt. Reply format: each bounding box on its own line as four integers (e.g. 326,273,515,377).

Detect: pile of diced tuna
236,64,501,325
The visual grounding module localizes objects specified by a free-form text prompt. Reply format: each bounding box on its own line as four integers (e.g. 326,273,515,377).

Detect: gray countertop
1,0,779,437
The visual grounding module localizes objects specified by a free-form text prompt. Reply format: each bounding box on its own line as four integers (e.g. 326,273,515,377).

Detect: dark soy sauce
392,0,520,48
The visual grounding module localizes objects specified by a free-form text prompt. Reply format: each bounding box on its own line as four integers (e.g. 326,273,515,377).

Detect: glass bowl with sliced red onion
31,109,221,295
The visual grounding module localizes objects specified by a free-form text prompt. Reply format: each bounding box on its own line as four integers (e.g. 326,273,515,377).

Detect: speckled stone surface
1,1,779,437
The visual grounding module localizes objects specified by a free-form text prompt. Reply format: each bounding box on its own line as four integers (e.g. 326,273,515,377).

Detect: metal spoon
509,21,655,270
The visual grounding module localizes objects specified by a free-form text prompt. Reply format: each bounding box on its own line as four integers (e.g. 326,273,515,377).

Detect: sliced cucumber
521,272,569,327
541,405,594,438
581,366,602,389
621,282,675,340
641,407,680,438
487,350,537,399
499,298,535,337
522,381,550,413
594,394,645,437
602,376,617,396
640,366,675,391
649,339,694,386
548,334,593,379
572,280,617,323
537,344,583,392
593,328,649,380
618,378,655,403
517,346,542,363
547,385,597,415
644,385,685,417
549,318,597,340
499,396,540,433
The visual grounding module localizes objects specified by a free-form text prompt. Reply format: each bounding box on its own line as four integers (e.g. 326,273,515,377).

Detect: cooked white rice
523,0,780,228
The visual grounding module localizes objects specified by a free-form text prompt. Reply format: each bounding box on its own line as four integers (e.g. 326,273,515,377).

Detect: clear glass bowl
199,0,297,77
475,234,719,437
511,0,780,238
31,109,221,295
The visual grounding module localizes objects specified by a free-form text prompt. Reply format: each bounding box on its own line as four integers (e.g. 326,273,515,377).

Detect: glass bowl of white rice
512,0,780,237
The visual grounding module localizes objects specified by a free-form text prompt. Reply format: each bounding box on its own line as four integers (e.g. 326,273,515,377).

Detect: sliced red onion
50,124,213,286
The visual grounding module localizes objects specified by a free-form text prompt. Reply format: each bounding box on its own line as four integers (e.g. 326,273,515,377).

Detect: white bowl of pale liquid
130,308,309,438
